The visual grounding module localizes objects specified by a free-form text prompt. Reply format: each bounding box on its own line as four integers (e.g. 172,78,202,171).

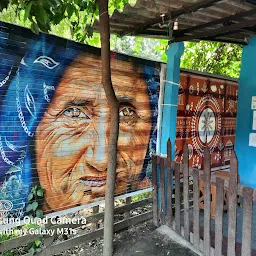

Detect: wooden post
192,168,200,249
175,163,181,234
152,155,159,227
92,205,100,231
227,151,238,256
167,139,173,227
124,197,131,219
183,143,190,241
241,187,253,256
215,177,224,256
203,147,211,255
160,157,165,225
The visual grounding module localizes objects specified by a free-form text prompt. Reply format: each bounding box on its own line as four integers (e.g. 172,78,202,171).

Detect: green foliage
2,251,15,256
180,41,242,78
0,0,130,43
0,227,42,255
0,230,18,243
111,35,168,62
26,185,45,218
0,2,242,78
113,37,242,78
132,191,151,202
27,239,42,255
23,222,43,255
0,226,33,255
25,186,45,255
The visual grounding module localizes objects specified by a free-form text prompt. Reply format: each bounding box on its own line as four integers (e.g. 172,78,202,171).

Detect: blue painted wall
160,42,184,158
236,37,256,188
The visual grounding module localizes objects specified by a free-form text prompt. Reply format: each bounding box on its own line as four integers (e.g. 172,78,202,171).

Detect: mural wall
0,22,160,218
175,70,238,170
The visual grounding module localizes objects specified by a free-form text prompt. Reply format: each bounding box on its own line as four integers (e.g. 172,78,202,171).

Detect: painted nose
85,120,109,172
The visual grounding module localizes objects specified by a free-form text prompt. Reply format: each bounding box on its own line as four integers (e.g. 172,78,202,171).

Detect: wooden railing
152,139,255,256
0,192,152,255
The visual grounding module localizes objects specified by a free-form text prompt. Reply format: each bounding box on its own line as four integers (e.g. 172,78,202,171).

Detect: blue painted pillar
236,37,256,188
160,42,184,158
158,42,184,214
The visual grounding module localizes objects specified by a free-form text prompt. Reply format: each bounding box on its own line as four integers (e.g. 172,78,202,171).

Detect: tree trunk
98,0,119,256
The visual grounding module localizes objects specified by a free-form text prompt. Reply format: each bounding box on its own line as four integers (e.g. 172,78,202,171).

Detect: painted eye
63,107,89,118
119,107,137,119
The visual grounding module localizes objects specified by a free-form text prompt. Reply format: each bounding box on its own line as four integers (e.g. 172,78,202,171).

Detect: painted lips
79,179,106,187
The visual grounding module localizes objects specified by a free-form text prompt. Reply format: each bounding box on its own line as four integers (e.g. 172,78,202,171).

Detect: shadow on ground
113,221,197,256
60,220,197,256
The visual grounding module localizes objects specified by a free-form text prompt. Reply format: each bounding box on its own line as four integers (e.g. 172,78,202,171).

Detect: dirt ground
61,220,197,256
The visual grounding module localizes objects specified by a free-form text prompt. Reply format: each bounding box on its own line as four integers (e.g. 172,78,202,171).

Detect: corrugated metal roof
93,0,256,45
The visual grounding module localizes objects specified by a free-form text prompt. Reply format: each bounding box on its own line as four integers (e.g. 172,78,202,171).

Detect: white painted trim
161,104,178,107
156,63,166,154
157,153,167,158
163,80,180,87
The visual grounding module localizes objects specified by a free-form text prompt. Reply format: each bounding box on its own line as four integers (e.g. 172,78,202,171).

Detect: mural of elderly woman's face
35,54,152,211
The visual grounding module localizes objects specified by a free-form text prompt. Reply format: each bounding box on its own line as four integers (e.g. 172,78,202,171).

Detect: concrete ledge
156,225,203,256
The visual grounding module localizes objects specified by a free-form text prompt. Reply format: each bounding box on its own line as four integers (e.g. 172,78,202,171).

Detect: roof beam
172,17,256,43
201,28,254,41
200,36,248,45
123,0,224,36
134,31,247,44
175,7,256,36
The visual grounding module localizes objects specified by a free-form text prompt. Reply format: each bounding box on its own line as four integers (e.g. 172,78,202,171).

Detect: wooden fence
0,192,152,255
152,139,256,256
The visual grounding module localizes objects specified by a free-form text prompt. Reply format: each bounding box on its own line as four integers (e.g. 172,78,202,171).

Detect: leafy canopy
181,41,242,78
0,1,242,78
111,37,242,78
0,0,130,41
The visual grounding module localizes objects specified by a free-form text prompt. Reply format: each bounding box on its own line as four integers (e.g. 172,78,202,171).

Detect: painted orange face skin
35,54,152,212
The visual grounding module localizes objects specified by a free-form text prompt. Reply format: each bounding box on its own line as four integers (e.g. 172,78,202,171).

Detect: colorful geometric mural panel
176,71,238,170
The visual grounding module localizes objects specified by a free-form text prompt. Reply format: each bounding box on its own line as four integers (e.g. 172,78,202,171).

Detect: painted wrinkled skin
35,54,152,212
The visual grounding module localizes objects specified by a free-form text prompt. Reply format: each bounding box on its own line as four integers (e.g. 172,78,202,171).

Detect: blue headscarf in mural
0,21,159,218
